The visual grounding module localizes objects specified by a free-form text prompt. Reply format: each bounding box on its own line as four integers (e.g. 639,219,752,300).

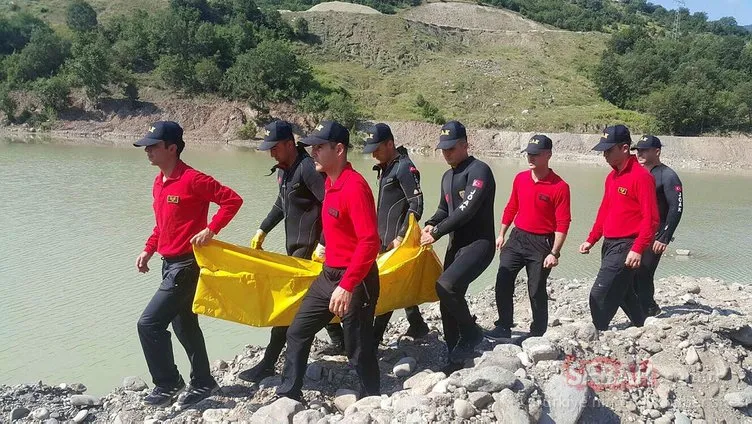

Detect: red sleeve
555,182,572,234
192,172,244,234
144,225,159,254
339,178,380,292
631,172,659,254
501,174,520,226
587,178,610,245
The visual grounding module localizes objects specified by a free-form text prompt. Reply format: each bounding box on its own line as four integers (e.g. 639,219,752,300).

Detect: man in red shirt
485,135,571,341
579,125,658,331
133,121,243,407
276,120,381,401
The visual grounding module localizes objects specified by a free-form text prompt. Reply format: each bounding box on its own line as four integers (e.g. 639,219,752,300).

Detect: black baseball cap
258,120,294,151
592,124,632,151
523,134,553,154
300,120,350,147
363,123,394,153
134,121,184,150
631,135,662,150
436,120,467,150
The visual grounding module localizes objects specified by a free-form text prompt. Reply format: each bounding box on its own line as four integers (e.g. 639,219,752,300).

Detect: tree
9,29,70,82
194,58,222,92
35,75,71,113
67,34,116,99
66,0,98,33
154,54,194,90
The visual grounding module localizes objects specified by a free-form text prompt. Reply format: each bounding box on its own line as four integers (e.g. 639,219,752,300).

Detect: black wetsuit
257,148,343,371
371,147,427,343
635,163,684,312
425,156,496,351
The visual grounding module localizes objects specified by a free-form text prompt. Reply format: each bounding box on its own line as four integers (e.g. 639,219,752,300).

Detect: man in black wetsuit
421,120,496,370
238,120,344,383
631,135,684,316
363,123,430,344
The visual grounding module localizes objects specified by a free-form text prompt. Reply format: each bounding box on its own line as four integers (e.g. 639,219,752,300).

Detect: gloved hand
250,229,266,250
311,243,325,263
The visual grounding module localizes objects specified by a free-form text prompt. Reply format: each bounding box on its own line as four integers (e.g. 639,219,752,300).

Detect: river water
1,139,750,394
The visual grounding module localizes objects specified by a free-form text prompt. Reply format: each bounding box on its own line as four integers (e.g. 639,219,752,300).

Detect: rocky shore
4,275,752,423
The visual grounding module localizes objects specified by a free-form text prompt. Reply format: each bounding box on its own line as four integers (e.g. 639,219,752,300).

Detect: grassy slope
3,0,655,132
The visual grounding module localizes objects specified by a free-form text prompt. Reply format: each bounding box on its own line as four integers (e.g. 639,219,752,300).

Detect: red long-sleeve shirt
144,160,243,258
501,169,571,234
322,163,380,292
586,155,659,254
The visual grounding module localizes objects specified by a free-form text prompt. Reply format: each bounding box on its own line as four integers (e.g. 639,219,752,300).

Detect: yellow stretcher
192,215,442,327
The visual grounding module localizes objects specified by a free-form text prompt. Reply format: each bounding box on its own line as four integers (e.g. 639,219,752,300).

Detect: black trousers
373,305,426,344
495,228,554,336
589,238,646,331
277,265,380,399
261,244,345,370
437,238,494,352
137,254,213,388
634,246,662,313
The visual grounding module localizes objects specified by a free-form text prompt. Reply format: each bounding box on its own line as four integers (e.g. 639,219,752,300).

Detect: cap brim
522,146,548,154
436,139,460,150
362,142,382,153
592,140,615,151
300,136,330,146
257,140,280,151
133,137,162,147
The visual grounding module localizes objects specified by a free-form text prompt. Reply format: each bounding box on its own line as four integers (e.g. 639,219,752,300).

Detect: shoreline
3,127,752,177
3,275,752,423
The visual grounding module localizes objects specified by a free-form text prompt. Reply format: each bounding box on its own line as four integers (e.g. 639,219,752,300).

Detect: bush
324,91,360,130
0,85,17,122
414,94,445,125
155,54,194,91
35,75,70,113
66,0,98,33
9,29,70,82
193,58,222,92
236,122,257,140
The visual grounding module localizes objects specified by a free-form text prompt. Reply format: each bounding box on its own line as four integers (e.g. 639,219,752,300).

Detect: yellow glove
250,229,266,250
311,243,325,263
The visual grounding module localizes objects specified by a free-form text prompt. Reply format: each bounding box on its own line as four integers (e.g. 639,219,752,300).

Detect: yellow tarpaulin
192,215,442,327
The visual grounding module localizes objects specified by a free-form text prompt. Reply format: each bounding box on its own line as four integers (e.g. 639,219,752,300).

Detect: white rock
334,389,359,412
521,337,560,363
454,399,477,418
542,374,588,424
251,398,305,423
31,408,50,420
122,376,148,391
72,410,88,423
676,249,691,256
685,346,699,365
517,351,533,367
393,357,417,377
468,391,493,410
203,408,231,423
459,366,517,392
724,389,752,408
431,378,451,394
492,389,531,423
293,410,325,424
674,412,691,424
344,396,381,417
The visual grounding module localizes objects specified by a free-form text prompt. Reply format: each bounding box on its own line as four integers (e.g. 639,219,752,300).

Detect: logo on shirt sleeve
472,179,484,189
675,185,682,192
409,166,419,174
618,187,628,195
167,195,180,204
328,208,339,218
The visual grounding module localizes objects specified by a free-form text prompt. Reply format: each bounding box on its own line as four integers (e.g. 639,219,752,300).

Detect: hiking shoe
238,362,275,383
142,378,185,407
483,325,512,341
647,305,662,317
449,325,484,363
176,380,220,408
404,322,430,339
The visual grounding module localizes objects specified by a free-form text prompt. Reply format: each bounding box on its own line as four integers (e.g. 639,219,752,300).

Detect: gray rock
31,408,50,420
344,396,382,417
492,344,523,356
468,391,493,410
70,383,87,393
251,397,305,423
368,410,392,424
685,346,700,365
340,411,371,424
521,337,560,363
542,374,589,424
10,407,30,421
294,410,326,423
405,371,446,395
70,394,101,406
392,394,426,413
492,389,531,424
122,376,148,391
574,322,599,342
334,389,360,413
650,351,690,382
213,359,228,370
306,363,323,381
43,419,59,424
431,378,451,393
460,366,517,392
675,412,692,424
686,283,701,294
203,408,231,423
724,389,752,408
393,357,417,377
714,357,731,380
454,399,477,419
474,350,523,372
72,410,88,423
517,351,533,367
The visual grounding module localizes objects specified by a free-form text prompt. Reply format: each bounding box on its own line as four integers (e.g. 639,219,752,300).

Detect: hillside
288,3,654,132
